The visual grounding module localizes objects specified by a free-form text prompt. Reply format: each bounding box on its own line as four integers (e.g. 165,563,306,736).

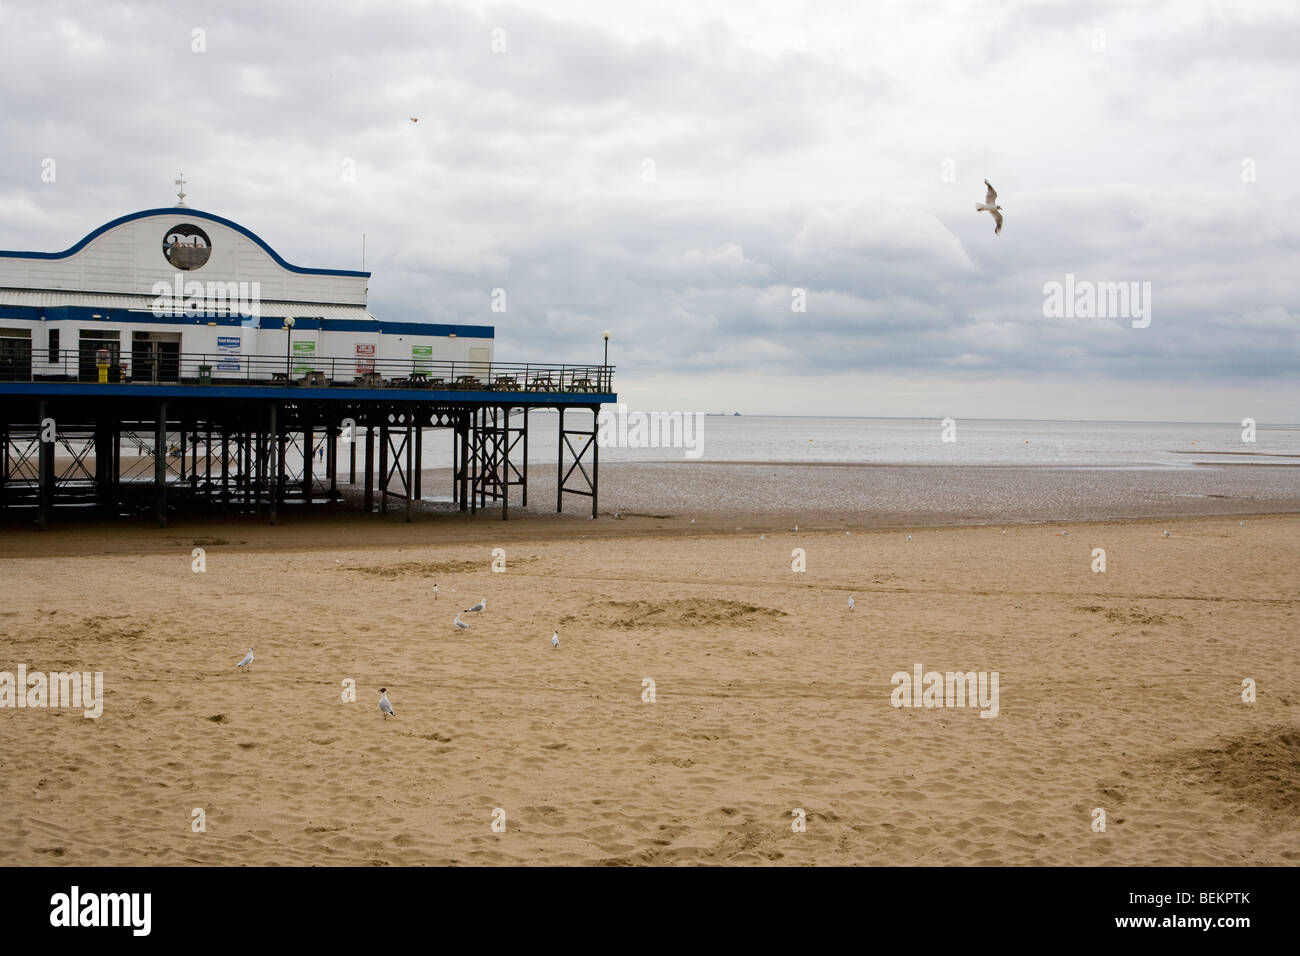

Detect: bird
975,179,1003,235
454,614,472,629
793,525,799,532
690,519,695,525
848,596,855,611
464,598,486,613
551,631,559,648
379,688,396,718
237,647,254,671
433,583,439,601
1163,530,1170,537
906,534,912,542
409,117,418,123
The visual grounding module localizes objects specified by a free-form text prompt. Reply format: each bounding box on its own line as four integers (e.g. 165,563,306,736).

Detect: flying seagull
464,598,486,613
975,179,1003,235
552,631,559,648
454,614,472,630
379,688,396,718
237,647,254,671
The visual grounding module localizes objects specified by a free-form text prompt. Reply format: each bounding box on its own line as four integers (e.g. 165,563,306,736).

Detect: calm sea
415,414,1300,470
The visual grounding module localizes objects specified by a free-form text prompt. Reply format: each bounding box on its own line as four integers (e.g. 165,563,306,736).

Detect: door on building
78,329,121,382
468,347,491,374
131,331,182,383
0,328,32,381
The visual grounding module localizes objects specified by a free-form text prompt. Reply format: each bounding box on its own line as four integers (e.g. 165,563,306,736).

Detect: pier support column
302,419,313,508
154,402,167,528
269,404,278,525
414,417,422,501
328,424,338,499
364,423,374,513
405,409,414,523
37,400,52,530
379,416,389,515
556,406,564,513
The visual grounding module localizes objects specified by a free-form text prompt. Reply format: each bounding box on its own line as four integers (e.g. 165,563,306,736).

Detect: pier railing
2,350,615,393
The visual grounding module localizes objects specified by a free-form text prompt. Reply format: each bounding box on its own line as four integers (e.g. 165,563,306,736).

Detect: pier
0,356,613,526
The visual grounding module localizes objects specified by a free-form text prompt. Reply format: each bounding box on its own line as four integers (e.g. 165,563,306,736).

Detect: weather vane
174,173,187,206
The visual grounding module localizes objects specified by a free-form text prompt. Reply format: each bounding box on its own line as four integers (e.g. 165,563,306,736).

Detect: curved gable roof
0,207,370,279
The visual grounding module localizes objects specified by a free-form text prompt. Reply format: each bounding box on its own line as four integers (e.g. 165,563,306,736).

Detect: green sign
292,340,316,374
412,344,432,371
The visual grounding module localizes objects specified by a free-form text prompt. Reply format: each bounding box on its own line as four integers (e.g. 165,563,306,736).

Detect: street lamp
602,330,610,390
283,315,295,382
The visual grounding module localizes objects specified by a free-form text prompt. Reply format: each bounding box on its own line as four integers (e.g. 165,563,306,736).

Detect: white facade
0,205,494,381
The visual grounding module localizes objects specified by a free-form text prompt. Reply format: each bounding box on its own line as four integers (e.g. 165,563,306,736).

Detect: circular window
162,223,212,270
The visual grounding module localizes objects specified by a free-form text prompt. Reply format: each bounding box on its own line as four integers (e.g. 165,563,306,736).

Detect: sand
0,511,1297,865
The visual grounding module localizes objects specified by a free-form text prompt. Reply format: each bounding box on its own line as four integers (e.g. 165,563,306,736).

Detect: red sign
356,343,375,372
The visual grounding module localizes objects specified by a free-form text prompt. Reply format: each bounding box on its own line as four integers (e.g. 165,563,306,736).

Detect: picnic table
354,371,384,388
492,375,519,390
271,372,290,385
454,375,483,389
528,375,559,392
569,376,597,392
408,371,430,386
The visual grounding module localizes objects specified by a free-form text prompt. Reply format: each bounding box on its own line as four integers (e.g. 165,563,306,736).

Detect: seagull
379,688,396,718
551,631,559,648
454,614,472,630
975,179,1003,235
906,534,912,542
433,583,438,601
237,647,254,671
690,519,695,524
464,598,486,613
848,596,855,611
793,525,799,532
1163,530,1170,537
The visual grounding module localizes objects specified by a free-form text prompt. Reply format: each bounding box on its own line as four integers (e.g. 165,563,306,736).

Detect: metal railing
1,349,615,393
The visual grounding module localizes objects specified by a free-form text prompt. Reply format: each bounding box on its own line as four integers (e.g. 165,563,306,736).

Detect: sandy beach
1,507,1296,866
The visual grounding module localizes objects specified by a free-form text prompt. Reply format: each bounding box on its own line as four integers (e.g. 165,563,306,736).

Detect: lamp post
602,330,610,390
283,315,295,382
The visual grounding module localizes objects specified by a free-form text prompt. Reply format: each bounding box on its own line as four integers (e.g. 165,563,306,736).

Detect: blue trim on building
0,304,494,338
0,381,614,404
0,207,371,278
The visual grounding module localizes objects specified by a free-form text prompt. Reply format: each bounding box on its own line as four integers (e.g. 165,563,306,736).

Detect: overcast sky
1,0,1296,421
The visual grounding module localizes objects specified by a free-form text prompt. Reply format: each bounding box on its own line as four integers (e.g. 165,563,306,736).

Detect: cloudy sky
1,0,1296,420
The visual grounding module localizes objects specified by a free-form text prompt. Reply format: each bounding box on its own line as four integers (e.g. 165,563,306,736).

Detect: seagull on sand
552,631,559,648
906,534,912,542
848,596,855,611
379,688,396,718
454,614,472,630
975,179,1003,235
433,583,439,601
464,598,486,613
237,647,254,671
